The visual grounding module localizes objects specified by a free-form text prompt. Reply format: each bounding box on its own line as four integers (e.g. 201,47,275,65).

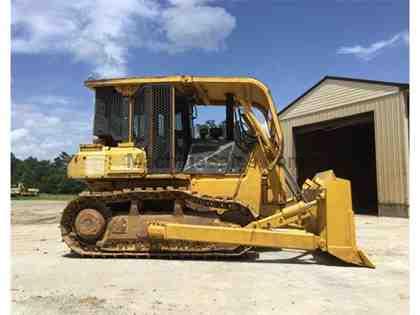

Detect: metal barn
278,76,409,217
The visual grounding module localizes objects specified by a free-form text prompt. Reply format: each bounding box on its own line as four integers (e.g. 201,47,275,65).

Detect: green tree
10,152,85,194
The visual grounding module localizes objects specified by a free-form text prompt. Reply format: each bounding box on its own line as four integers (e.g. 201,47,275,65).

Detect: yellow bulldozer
60,76,374,268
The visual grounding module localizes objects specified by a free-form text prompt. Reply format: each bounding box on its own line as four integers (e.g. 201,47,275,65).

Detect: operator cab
93,83,269,174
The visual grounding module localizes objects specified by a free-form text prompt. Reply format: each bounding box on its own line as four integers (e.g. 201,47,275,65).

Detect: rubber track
60,188,257,259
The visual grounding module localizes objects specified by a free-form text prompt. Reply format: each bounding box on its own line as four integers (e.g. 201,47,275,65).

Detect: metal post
226,93,235,141
128,96,133,143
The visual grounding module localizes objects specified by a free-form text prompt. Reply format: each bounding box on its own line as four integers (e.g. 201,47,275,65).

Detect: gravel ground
11,200,409,315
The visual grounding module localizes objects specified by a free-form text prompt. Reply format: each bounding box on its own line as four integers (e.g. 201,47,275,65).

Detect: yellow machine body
68,143,147,179
61,75,374,268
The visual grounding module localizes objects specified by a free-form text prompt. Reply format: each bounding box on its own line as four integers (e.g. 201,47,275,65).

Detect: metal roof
278,76,409,116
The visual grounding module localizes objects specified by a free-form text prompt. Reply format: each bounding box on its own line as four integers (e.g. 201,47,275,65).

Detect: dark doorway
293,112,378,215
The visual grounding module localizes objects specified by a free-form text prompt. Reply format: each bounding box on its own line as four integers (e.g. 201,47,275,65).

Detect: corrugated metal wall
279,81,409,215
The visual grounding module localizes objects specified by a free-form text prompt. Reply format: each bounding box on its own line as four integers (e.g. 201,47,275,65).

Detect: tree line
11,152,85,194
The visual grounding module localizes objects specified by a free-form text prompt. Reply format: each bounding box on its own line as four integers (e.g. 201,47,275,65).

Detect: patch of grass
11,193,77,201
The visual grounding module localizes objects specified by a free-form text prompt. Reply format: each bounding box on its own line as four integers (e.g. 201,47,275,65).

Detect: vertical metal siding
280,92,408,207
401,92,410,204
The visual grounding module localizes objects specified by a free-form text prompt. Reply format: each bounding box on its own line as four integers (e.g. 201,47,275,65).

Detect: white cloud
402,32,409,45
12,0,236,77
28,95,71,106
337,30,409,61
11,128,29,142
11,101,92,160
160,5,236,53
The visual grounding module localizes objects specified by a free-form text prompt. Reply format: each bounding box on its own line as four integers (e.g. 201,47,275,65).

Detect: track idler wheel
75,208,106,242
60,198,111,245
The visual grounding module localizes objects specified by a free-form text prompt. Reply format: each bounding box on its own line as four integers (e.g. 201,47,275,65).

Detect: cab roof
85,75,275,111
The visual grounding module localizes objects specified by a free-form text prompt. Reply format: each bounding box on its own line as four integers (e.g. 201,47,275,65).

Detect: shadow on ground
63,249,357,267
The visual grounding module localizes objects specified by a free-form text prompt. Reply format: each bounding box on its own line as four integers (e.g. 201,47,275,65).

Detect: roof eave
278,75,409,116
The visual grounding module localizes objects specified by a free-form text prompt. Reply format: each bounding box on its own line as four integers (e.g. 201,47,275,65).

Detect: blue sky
11,0,409,159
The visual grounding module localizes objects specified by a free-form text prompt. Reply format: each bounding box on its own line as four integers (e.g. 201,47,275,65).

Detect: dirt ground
11,199,409,315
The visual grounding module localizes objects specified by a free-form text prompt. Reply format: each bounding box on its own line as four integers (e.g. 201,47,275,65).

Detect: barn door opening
293,112,378,215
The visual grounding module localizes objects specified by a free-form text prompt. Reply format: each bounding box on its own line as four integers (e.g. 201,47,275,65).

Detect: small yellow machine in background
60,76,374,268
11,183,39,197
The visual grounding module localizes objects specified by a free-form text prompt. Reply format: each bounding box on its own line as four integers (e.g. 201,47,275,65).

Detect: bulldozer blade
313,171,375,268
